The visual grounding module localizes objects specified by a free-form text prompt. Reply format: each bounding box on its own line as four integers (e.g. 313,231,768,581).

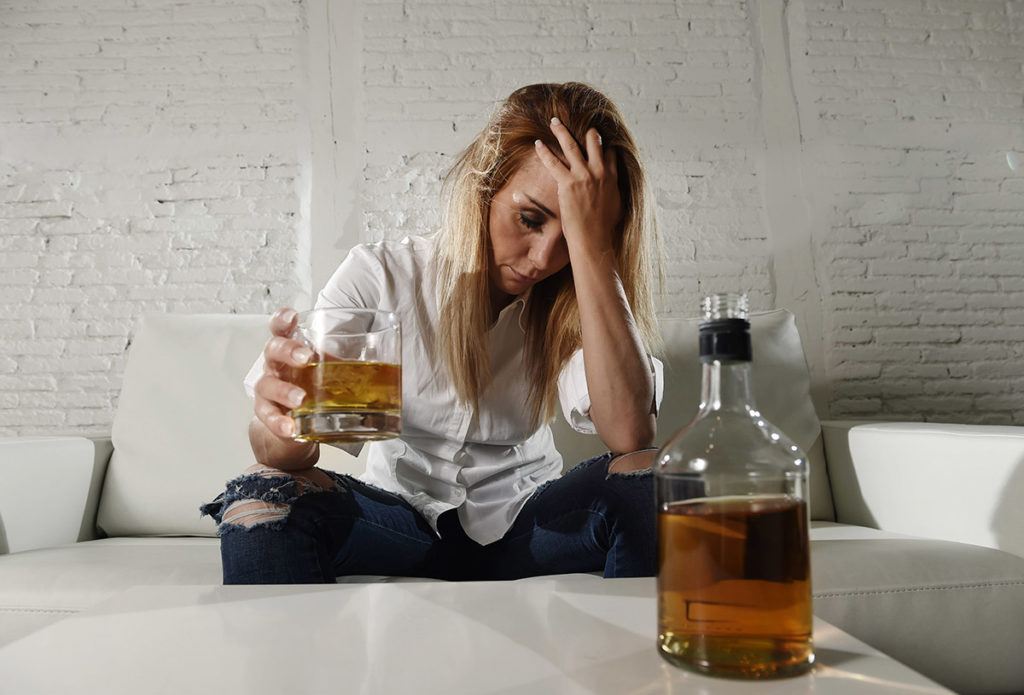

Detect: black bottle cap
699,318,752,363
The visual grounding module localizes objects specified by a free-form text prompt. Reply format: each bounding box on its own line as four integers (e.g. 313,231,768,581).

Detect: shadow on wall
991,457,1024,559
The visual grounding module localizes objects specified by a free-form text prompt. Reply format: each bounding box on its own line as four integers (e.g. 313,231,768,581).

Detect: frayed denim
200,451,654,584
200,468,350,536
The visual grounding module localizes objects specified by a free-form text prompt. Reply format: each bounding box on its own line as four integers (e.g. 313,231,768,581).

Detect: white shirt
246,235,664,545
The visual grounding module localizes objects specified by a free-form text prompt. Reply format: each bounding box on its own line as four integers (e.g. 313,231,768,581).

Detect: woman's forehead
503,155,558,198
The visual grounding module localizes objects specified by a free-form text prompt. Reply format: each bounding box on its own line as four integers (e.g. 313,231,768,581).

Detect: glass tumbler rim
295,307,399,336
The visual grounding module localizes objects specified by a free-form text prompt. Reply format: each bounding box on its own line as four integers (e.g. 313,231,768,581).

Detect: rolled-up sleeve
556,349,665,434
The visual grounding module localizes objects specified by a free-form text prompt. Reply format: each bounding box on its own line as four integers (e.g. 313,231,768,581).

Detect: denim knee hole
199,467,347,536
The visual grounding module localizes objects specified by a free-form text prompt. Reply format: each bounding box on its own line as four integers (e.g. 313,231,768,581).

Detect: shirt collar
495,287,531,333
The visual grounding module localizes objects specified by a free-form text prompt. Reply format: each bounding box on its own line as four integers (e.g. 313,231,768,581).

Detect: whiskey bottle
655,293,814,679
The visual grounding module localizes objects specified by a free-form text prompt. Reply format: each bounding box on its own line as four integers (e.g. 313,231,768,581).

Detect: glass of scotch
654,293,814,679
288,307,402,443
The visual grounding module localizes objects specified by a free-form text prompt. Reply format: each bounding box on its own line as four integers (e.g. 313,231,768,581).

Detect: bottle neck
700,360,757,413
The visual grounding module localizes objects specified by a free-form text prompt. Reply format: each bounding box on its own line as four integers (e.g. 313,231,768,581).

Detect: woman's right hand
253,307,313,439
248,308,320,470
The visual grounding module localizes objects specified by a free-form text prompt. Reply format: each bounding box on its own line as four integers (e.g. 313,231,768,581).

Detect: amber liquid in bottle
657,494,813,678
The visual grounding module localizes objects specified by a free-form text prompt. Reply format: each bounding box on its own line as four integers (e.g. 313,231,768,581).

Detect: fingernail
598,133,603,146
534,139,542,147
550,117,561,126
281,308,297,324
289,388,305,407
282,418,295,437
294,347,313,363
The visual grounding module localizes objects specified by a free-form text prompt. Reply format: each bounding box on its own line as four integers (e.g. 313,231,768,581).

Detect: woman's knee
242,462,338,489
607,448,657,475
213,464,344,532
219,497,287,529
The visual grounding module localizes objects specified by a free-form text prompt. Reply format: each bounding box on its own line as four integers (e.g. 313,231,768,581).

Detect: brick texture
805,0,1024,423
2,0,1022,435
357,0,774,310
1,0,307,435
353,0,1023,425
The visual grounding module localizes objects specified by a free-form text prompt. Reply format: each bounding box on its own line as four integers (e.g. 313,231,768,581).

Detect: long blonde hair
434,82,660,428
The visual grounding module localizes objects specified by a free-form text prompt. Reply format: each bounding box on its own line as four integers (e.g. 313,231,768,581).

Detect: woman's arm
249,308,321,470
535,120,656,453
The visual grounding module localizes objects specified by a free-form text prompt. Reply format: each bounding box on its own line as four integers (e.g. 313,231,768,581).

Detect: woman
202,82,664,583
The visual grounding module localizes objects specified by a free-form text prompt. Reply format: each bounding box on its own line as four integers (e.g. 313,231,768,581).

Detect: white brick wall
804,0,1024,423
345,0,1023,425
1,0,309,435
2,0,1022,436
354,0,774,312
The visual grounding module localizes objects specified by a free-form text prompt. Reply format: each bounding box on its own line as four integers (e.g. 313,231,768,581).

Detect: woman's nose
528,230,568,272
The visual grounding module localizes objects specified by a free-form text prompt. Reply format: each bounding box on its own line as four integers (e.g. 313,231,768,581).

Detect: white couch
2,310,1023,695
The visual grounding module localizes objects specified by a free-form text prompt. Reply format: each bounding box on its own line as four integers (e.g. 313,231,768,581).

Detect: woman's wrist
248,416,319,470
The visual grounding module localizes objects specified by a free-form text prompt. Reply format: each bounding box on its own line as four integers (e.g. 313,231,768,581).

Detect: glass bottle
654,293,814,679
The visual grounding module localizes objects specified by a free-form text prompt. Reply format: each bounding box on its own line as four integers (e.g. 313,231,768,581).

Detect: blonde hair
434,82,661,428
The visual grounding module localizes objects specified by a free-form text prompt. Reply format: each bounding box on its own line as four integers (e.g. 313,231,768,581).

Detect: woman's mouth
508,266,535,283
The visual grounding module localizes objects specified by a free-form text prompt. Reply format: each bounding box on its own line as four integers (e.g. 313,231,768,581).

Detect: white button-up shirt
246,235,663,545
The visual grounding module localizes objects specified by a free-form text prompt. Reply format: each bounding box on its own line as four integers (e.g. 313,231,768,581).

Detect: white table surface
0,574,951,695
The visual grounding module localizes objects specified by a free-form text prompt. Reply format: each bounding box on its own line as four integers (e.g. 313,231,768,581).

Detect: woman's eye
518,213,543,230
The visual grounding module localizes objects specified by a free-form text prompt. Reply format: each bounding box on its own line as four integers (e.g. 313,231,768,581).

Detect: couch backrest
98,309,832,538
98,313,270,538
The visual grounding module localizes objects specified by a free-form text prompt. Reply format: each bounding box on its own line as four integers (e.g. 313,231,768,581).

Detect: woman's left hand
534,118,622,259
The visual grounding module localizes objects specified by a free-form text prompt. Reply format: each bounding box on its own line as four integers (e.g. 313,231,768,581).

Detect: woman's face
487,153,570,304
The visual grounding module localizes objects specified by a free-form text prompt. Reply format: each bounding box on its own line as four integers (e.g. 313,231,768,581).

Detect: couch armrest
80,437,113,541
0,437,101,554
821,420,1024,558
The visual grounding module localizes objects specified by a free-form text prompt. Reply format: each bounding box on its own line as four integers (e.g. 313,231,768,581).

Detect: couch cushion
97,313,270,537
811,521,1024,695
551,309,833,520
0,537,222,646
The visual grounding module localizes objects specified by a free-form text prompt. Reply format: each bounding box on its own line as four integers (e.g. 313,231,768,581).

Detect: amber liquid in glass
657,494,813,679
290,360,401,443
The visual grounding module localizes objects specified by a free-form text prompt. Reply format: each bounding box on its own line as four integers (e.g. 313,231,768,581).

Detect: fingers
533,137,566,178
538,119,608,179
257,307,312,439
585,128,605,174
270,307,299,338
254,373,305,438
547,117,587,170
603,142,617,181
264,307,313,373
265,334,313,373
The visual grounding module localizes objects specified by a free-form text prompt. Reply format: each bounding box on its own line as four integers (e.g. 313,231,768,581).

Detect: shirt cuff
557,349,595,434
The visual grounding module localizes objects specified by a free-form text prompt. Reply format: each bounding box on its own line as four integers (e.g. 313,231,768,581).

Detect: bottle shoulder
655,409,808,474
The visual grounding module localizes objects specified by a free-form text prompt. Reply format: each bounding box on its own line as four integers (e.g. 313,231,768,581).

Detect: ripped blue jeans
200,451,655,584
